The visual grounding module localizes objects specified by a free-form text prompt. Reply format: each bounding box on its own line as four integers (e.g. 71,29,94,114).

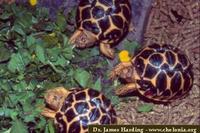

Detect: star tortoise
69,0,132,59
42,87,117,133
110,43,193,103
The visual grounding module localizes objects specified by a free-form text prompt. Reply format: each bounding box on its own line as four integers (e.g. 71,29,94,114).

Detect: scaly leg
115,83,138,96
100,43,115,59
109,62,133,80
69,30,82,44
41,108,57,119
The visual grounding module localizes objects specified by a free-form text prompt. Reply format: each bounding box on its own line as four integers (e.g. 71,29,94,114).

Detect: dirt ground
116,0,200,125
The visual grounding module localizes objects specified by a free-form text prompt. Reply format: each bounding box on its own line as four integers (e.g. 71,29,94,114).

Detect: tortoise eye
53,96,58,101
53,96,62,101
82,38,86,43
81,37,86,43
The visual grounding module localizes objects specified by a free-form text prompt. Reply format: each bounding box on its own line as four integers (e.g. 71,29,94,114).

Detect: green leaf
123,40,140,54
74,69,91,88
62,34,69,47
56,13,66,31
36,45,46,63
42,35,59,47
46,120,55,133
12,25,25,36
13,81,28,91
0,12,12,20
15,12,33,29
0,128,11,133
62,47,74,60
47,48,60,62
35,117,46,130
11,120,28,133
137,104,153,113
26,35,36,47
92,78,102,91
8,52,31,73
110,96,120,105
36,7,49,19
54,56,69,67
0,108,18,120
0,44,11,62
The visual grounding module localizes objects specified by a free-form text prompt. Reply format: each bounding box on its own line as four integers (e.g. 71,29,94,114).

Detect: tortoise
110,43,193,103
41,87,117,133
69,0,132,59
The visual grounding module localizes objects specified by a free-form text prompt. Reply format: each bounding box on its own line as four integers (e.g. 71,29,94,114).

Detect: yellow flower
119,50,131,62
29,0,37,6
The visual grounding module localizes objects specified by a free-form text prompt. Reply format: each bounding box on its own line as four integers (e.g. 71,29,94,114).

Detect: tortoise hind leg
100,43,114,59
115,83,138,96
41,108,57,119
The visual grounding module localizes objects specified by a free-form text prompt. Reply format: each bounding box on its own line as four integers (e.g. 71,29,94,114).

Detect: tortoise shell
76,0,132,45
55,88,117,133
112,43,193,103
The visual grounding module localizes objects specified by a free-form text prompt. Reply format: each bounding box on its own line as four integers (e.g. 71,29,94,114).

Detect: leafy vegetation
137,104,154,113
0,3,139,133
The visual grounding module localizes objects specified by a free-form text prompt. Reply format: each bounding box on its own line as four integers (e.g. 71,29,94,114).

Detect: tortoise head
110,62,134,82
69,29,96,48
44,87,69,111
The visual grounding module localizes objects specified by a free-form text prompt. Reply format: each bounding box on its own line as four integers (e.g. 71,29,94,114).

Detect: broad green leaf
0,128,11,133
47,48,60,62
35,117,46,130
62,47,74,60
23,107,40,123
12,25,25,36
46,120,55,133
90,48,100,57
110,96,120,105
137,104,153,113
0,12,12,20
56,13,66,31
11,120,28,133
36,45,46,63
92,78,102,91
13,81,27,91
0,108,18,120
8,52,31,73
27,80,38,90
42,35,59,47
15,12,33,29
23,115,35,123
11,4,21,15
123,40,140,54
54,56,69,67
62,35,69,47
0,45,11,62
74,69,91,88
26,35,36,47
36,7,49,19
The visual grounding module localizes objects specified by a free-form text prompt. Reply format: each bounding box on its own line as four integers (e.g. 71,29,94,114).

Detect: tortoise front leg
115,83,138,96
109,62,133,80
41,108,57,119
100,43,115,59
69,30,82,44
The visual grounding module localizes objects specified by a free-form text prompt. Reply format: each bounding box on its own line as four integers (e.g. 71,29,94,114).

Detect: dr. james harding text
92,126,144,133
